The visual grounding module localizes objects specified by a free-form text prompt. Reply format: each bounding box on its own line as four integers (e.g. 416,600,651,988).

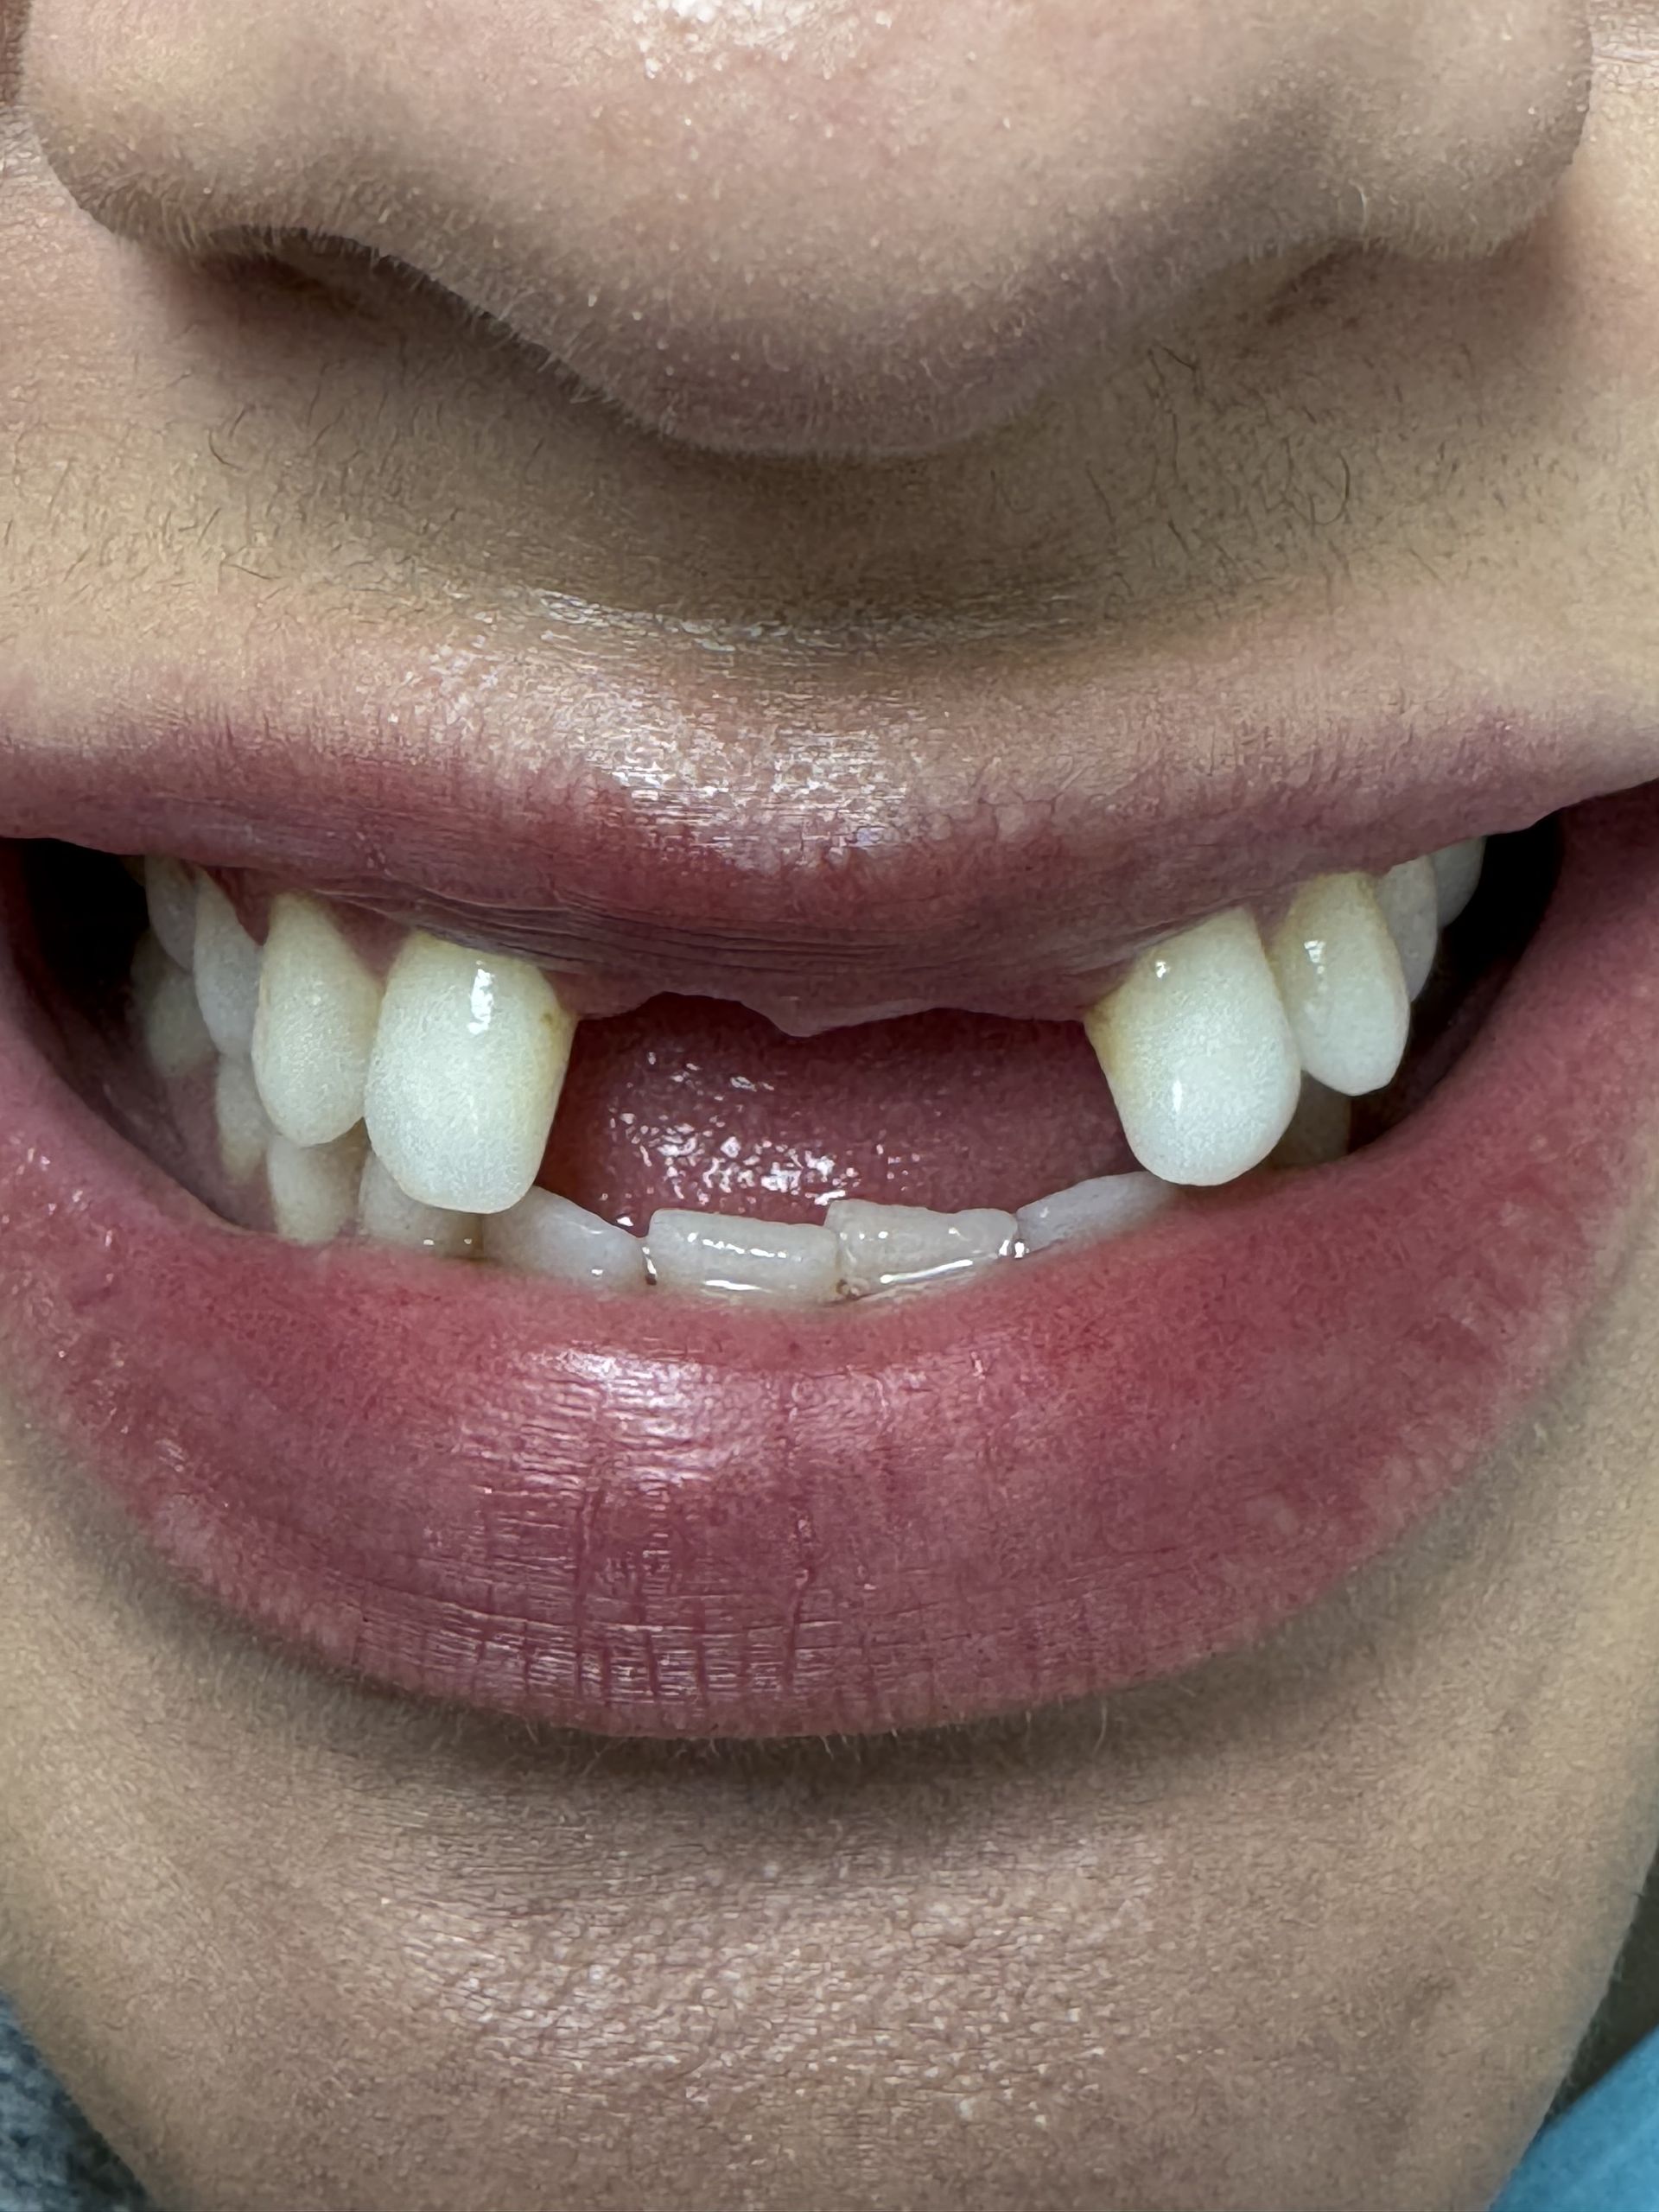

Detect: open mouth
3,734,1658,1737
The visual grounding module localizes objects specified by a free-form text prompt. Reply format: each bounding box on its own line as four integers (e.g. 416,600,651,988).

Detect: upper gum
202,865,1358,1033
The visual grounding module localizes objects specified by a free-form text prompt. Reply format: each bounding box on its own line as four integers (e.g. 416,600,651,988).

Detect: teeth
645,1209,841,1302
362,931,576,1215
130,931,214,1079
140,833,1481,1281
1268,873,1409,1097
252,893,384,1147
358,1154,480,1259
484,1190,650,1290
1268,1076,1352,1168
213,1054,270,1183
194,878,263,1058
1014,1172,1174,1255
826,1199,1017,1295
1431,837,1485,926
1085,909,1300,1186
265,1128,367,1246
143,856,199,969
1372,857,1440,1000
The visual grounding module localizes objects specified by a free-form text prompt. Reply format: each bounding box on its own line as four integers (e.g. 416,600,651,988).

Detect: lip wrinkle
2,626,1656,1023
0,790,1655,1737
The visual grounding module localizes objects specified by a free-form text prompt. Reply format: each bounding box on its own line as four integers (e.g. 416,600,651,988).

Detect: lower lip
2,791,1656,1738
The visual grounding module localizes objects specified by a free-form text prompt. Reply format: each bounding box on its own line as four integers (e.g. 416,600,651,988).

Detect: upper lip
1,586,1653,1030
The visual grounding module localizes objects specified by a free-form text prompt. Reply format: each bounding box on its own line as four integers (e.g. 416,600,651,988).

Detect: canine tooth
1372,857,1439,1000
266,1128,366,1246
131,931,214,1078
363,931,575,1215
826,1199,1016,1296
1085,910,1300,1186
1269,873,1409,1096
143,856,199,969
252,893,384,1147
358,1153,480,1259
194,878,263,1057
644,1211,841,1302
214,1055,270,1183
1430,837,1485,925
1015,1173,1174,1255
1268,1077,1352,1168
484,1190,650,1289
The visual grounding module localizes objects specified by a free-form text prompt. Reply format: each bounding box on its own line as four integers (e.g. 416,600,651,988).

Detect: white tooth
252,893,384,1147
265,1128,366,1246
1268,1077,1352,1168
826,1199,1016,1297
484,1189,650,1290
358,1153,480,1259
644,1210,840,1303
214,1055,270,1183
143,856,199,969
1268,873,1409,1097
1015,1172,1174,1255
1372,857,1440,1000
363,931,576,1215
1085,909,1300,1186
194,877,263,1058
1431,837,1485,925
130,931,213,1079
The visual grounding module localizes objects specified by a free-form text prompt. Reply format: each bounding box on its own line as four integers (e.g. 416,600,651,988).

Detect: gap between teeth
128,836,1486,1301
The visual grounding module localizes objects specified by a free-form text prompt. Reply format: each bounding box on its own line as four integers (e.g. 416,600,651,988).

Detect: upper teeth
1267,873,1410,1100
252,893,383,1148
361,930,575,1215
131,835,1486,1290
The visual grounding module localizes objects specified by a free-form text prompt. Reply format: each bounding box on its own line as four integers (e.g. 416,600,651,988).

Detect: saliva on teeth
124,837,1487,1303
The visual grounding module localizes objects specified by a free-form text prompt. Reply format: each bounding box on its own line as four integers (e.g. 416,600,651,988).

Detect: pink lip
0,787,1655,1737
3,624,1656,1027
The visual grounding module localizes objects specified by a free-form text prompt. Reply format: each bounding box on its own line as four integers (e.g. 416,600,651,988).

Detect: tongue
541,996,1135,1230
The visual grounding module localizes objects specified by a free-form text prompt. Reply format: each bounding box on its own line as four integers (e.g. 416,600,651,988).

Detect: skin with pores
3,1,1659,2207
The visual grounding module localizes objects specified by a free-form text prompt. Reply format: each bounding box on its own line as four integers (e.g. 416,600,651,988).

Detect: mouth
3,665,1658,1738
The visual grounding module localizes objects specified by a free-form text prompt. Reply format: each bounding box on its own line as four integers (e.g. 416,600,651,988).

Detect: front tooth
143,856,199,969
484,1189,650,1290
1372,857,1439,1000
826,1199,1016,1296
252,893,384,1147
214,1055,270,1183
130,931,214,1078
194,878,263,1057
265,1128,366,1245
1085,909,1300,1186
1431,837,1485,925
363,931,575,1215
358,1153,480,1259
644,1211,841,1302
1014,1172,1174,1255
1268,873,1409,1097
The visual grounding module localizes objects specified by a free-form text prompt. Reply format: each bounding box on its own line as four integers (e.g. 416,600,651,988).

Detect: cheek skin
0,1179,1656,2211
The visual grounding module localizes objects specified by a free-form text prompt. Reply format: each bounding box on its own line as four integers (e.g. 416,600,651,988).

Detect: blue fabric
0,1993,152,2211
1491,2023,1659,2210
3,1980,1656,2209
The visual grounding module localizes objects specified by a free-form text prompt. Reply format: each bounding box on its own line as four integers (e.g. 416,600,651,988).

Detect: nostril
20,0,1592,461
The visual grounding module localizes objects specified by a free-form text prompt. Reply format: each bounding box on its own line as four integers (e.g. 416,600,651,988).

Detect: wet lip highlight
0,789,1655,1738
3,626,1656,1027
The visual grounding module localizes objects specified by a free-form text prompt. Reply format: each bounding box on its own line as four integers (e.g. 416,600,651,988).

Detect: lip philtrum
114,836,1486,1300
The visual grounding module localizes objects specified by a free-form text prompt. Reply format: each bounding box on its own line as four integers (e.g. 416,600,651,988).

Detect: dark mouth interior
3,820,1562,1233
